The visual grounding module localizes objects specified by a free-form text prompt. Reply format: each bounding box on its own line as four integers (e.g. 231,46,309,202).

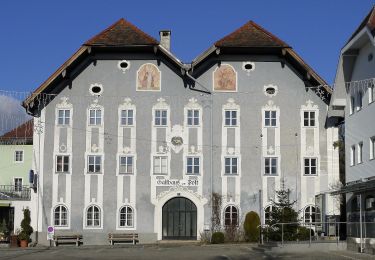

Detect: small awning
331,179,375,195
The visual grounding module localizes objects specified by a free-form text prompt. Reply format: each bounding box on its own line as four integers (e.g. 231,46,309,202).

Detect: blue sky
1,0,374,93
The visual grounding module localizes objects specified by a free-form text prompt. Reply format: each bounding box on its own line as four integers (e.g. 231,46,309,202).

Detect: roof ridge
215,20,290,48
84,18,158,46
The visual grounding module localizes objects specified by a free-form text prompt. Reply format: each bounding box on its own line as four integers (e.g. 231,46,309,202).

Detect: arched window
365,195,375,211
304,205,319,223
119,206,134,228
54,205,68,227
264,205,274,224
351,196,360,212
224,205,238,226
86,205,101,227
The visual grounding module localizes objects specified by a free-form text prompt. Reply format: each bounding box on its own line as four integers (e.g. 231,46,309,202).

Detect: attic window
118,60,130,73
266,87,275,95
89,84,103,96
242,62,255,73
263,84,278,97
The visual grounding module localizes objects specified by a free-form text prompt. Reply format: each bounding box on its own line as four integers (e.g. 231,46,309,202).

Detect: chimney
159,30,171,51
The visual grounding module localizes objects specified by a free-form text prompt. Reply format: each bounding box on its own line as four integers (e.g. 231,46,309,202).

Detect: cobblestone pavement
0,244,374,260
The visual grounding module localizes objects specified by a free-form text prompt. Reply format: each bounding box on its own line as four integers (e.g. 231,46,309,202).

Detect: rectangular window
370,136,375,160
224,157,238,175
265,157,277,175
303,111,315,127
89,109,102,125
153,156,167,175
56,155,70,173
14,178,22,192
120,109,134,126
58,109,71,125
304,158,317,175
357,91,363,111
369,83,374,104
225,110,237,126
155,110,167,126
187,109,200,126
358,142,363,164
119,156,134,174
14,150,23,162
350,145,356,166
187,157,200,175
265,111,277,127
88,155,102,173
350,96,355,115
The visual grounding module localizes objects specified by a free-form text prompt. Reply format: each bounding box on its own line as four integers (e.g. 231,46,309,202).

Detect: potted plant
18,209,33,248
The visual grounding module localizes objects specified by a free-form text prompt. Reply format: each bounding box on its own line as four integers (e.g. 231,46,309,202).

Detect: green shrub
211,231,225,244
244,211,260,242
297,226,314,241
19,209,33,242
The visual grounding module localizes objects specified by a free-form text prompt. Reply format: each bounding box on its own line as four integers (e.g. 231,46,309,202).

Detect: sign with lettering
47,226,54,241
156,178,198,187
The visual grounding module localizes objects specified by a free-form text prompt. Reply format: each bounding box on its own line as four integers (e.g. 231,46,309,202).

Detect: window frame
14,177,23,192
370,136,375,160
224,110,237,127
120,109,134,126
303,111,316,127
14,150,24,163
87,155,102,174
153,156,168,175
224,157,238,175
304,205,319,224
119,206,134,228
154,109,168,126
57,109,71,126
350,95,355,115
369,83,374,104
54,205,68,227
187,109,200,126
357,91,363,111
224,205,239,227
119,156,134,175
264,157,278,175
186,156,200,175
350,145,356,166
304,158,318,175
88,108,102,126
86,205,101,228
56,155,70,173
358,142,363,164
264,110,277,127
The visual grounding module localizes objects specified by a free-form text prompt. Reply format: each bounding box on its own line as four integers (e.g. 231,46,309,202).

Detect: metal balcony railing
0,185,31,201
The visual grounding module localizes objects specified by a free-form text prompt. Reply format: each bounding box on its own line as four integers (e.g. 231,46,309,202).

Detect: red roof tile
0,120,33,140
215,21,290,48
84,18,158,46
347,6,375,43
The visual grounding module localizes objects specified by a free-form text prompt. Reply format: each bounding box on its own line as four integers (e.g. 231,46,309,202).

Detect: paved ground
0,244,374,260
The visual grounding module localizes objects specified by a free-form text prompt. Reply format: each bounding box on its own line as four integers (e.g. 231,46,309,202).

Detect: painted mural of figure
137,64,160,91
214,64,237,91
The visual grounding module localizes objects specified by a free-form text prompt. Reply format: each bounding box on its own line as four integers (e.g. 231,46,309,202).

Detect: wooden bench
53,234,82,247
108,233,138,245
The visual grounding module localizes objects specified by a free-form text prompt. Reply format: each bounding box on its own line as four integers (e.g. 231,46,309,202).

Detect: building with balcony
0,120,33,237
330,6,375,254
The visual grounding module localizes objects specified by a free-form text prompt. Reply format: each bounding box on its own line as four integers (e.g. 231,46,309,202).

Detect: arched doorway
162,197,197,240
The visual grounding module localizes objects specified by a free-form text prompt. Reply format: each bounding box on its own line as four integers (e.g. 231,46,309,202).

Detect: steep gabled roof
215,21,290,48
347,6,375,43
84,18,158,46
0,120,33,141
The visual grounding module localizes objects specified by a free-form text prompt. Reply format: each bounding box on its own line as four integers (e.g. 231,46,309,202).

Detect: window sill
303,174,318,176
264,126,278,128
119,172,134,175
87,172,103,175
370,158,375,161
357,162,363,165
263,174,278,176
224,125,238,128
55,172,71,174
186,173,200,176
224,174,239,176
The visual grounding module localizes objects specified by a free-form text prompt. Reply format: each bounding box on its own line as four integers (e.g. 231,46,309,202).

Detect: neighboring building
23,19,340,245
0,120,33,235
330,6,375,253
